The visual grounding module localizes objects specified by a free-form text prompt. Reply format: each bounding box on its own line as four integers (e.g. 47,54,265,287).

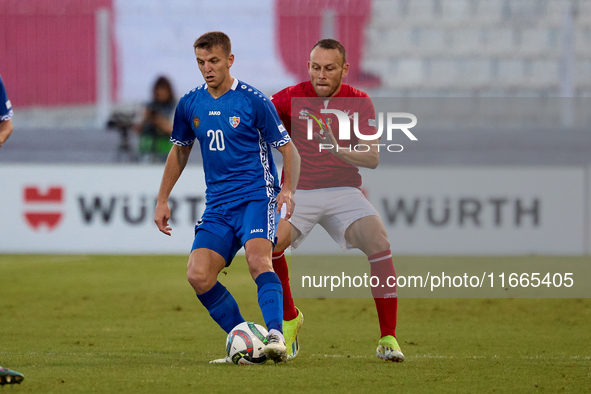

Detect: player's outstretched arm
315,122,380,169
154,143,193,235
275,141,300,220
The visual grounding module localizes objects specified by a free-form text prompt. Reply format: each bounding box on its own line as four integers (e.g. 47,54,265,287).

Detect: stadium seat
362,58,389,81
458,60,491,89
370,0,404,28
574,27,591,57
574,60,591,87
405,0,437,25
520,29,552,57
384,59,424,89
578,1,591,25
452,29,484,56
441,0,473,24
486,28,516,57
473,0,504,25
427,59,458,88
417,28,449,56
359,0,588,95
545,1,571,26
528,60,559,88
497,60,525,88
382,29,416,57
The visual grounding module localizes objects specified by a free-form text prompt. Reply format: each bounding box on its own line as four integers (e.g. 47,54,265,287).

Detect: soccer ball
226,322,268,365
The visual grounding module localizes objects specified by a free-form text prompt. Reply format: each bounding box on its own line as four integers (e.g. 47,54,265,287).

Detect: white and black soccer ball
226,322,268,365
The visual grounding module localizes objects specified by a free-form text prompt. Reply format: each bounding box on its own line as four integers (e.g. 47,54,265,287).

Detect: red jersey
271,81,377,190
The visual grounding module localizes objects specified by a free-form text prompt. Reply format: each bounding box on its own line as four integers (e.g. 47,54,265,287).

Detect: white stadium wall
0,165,589,255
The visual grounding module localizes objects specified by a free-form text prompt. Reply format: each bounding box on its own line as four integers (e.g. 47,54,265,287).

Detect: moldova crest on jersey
229,116,240,128
193,116,201,129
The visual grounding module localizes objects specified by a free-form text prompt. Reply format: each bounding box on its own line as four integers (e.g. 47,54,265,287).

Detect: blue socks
196,272,283,334
255,272,283,333
196,281,244,333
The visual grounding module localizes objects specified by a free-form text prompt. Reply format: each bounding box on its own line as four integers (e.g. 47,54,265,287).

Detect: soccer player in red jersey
270,39,404,362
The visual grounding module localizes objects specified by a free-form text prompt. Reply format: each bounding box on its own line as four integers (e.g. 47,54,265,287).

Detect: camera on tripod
107,111,135,131
106,111,137,162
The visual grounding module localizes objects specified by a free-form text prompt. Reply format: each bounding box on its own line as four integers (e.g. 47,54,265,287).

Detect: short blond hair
193,31,231,57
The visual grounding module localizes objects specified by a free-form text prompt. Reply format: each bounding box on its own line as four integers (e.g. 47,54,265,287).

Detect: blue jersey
0,75,13,122
171,78,291,206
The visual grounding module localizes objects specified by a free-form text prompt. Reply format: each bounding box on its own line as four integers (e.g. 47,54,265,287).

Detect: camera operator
137,76,176,163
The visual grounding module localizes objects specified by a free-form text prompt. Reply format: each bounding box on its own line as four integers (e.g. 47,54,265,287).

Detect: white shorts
282,187,380,251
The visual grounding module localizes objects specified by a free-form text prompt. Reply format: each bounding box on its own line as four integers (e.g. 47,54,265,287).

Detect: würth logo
23,186,64,230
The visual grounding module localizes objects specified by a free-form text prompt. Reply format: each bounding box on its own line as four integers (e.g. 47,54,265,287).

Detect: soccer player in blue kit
0,76,23,385
154,31,300,364
0,75,14,147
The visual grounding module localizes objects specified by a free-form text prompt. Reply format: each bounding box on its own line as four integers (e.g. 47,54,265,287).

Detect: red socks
272,251,299,321
272,248,397,336
368,249,398,338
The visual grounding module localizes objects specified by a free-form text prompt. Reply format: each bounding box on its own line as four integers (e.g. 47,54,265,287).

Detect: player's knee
187,264,216,294
246,254,273,280
274,219,292,252
274,238,289,253
358,233,390,256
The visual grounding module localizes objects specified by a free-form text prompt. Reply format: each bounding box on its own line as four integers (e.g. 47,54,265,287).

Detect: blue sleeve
253,94,291,149
0,76,13,121
170,94,195,146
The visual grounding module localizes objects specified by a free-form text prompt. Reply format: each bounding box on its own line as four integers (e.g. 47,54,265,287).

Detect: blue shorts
191,196,279,267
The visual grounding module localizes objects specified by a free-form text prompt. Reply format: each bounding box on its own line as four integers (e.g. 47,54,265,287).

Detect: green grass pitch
1,254,590,393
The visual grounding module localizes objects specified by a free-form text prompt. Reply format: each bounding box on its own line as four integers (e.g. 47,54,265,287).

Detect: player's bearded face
308,47,349,97
195,45,234,90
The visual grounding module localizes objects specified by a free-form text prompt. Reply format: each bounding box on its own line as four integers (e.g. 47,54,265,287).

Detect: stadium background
1,1,591,392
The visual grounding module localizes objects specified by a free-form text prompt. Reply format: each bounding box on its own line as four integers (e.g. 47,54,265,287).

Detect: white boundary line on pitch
308,354,591,360
3,351,590,361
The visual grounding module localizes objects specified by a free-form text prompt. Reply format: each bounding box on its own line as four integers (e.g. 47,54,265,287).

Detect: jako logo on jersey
23,186,64,230
306,109,417,153
229,116,240,128
250,228,263,234
209,111,221,116
193,116,201,129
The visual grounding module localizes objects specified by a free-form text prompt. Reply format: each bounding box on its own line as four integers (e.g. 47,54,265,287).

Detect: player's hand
154,201,172,236
276,187,295,220
313,121,339,156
